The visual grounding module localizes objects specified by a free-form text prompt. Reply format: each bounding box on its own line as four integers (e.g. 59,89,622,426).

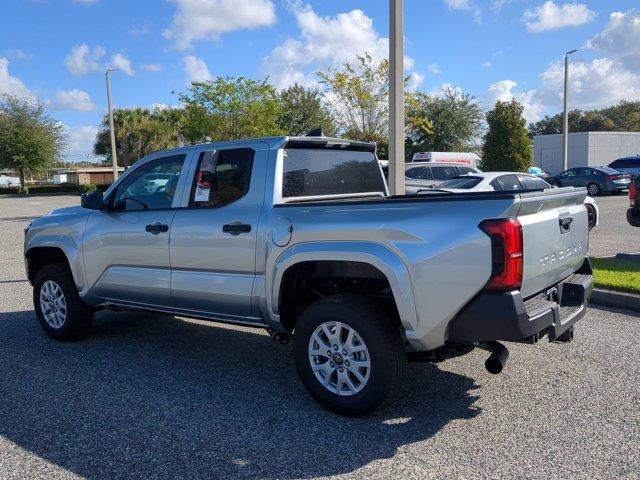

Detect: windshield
598,166,622,174
282,148,386,198
438,176,483,189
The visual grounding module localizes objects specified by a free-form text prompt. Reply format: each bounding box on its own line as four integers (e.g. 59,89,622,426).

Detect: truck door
83,153,189,306
169,146,267,321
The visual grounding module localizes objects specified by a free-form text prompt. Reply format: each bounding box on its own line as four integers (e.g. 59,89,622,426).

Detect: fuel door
272,217,293,247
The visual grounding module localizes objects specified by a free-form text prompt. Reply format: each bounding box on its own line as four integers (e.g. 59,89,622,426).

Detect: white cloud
64,125,100,158
141,63,162,73
482,61,492,68
524,1,595,33
444,0,471,10
492,0,509,12
590,9,640,73
0,58,33,97
535,58,640,111
262,4,417,90
109,53,135,76
52,89,95,111
408,72,425,91
427,63,442,74
164,0,276,50
485,80,543,123
73,0,99,4
184,55,212,82
65,44,105,75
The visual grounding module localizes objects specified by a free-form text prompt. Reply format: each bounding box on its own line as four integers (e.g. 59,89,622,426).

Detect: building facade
533,132,640,174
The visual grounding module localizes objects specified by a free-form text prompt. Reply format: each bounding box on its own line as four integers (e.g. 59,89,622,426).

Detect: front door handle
222,223,252,235
145,222,169,234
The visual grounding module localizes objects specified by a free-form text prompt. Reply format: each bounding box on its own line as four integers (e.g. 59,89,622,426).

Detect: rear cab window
280,145,386,200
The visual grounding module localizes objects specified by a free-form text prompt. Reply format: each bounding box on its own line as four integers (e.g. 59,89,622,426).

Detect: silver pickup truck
24,135,593,415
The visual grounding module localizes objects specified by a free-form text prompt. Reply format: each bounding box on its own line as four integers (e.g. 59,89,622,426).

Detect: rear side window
438,176,483,189
282,148,385,198
497,175,523,191
431,166,458,180
405,166,433,180
189,148,254,208
518,175,550,190
457,166,476,175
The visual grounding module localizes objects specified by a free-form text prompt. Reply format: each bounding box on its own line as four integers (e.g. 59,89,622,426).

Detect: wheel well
277,261,400,333
25,247,69,284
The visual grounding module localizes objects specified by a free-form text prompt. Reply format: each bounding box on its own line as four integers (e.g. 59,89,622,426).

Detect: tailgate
517,188,588,298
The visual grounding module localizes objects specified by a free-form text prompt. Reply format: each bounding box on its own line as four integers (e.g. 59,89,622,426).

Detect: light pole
389,0,405,196
562,49,578,172
105,68,119,181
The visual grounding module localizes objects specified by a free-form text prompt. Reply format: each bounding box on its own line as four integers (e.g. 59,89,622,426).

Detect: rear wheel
34,263,93,340
585,204,597,231
587,182,601,196
293,294,406,416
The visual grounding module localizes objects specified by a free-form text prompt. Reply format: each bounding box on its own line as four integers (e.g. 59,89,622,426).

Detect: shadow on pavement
0,310,481,479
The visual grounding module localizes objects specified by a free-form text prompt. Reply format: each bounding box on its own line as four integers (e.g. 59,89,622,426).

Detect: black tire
293,294,406,416
33,263,93,341
586,182,601,196
585,204,596,231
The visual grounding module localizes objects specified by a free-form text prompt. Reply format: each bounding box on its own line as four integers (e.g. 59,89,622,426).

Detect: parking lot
0,194,638,480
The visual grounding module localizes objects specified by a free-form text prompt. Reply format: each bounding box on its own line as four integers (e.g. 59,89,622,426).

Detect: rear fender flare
266,241,418,334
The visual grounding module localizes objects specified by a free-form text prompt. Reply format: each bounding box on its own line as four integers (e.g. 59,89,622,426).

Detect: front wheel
293,294,406,416
34,263,94,340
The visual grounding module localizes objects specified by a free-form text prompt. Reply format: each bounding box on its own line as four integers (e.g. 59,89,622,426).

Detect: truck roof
151,136,376,156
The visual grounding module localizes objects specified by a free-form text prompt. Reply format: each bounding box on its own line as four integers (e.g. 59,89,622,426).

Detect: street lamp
105,68,119,181
389,0,405,196
562,49,578,171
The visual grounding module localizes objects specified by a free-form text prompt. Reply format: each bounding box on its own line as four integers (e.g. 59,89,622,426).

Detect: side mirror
81,190,104,210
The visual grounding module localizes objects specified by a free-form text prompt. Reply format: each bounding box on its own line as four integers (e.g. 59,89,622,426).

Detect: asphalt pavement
0,194,638,479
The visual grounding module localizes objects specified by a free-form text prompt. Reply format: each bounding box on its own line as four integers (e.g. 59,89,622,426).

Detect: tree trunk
19,167,26,193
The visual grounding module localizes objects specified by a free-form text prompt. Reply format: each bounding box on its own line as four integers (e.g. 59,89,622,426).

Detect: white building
533,131,640,174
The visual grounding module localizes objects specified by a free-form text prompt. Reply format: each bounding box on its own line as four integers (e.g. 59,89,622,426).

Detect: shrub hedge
0,183,101,195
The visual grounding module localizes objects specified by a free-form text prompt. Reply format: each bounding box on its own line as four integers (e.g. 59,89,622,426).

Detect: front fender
25,231,85,294
265,241,418,336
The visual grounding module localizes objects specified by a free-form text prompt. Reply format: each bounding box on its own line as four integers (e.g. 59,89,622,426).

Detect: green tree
0,95,66,192
318,54,391,157
528,100,640,136
278,83,337,136
179,77,284,144
94,107,183,167
482,99,533,172
405,87,483,157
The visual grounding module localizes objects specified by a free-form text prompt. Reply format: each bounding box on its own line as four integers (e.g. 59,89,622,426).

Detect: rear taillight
479,218,523,291
630,181,637,207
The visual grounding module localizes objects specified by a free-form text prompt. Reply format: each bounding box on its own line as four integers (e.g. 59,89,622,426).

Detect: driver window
111,155,186,211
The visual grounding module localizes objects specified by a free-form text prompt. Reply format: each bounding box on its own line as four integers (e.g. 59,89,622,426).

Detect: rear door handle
222,223,252,235
145,222,169,234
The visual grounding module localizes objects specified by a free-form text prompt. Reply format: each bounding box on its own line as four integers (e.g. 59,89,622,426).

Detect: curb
589,288,640,313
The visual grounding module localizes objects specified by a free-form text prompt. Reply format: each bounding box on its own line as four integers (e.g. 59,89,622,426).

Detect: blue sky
2,0,639,162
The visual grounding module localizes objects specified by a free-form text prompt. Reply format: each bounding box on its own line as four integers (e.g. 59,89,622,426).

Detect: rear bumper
448,258,593,344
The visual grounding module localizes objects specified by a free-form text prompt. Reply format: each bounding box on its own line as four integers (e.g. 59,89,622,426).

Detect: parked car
553,166,631,196
609,156,640,179
24,135,593,416
433,172,599,230
528,166,558,186
404,162,481,193
628,177,640,227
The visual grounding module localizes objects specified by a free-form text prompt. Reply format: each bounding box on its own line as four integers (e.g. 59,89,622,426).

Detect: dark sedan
553,166,631,196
